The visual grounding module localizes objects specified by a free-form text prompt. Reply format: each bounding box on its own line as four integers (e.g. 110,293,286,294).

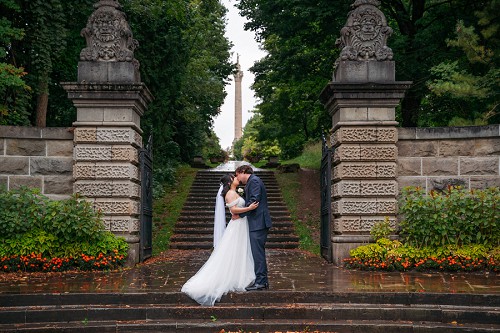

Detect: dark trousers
249,228,269,285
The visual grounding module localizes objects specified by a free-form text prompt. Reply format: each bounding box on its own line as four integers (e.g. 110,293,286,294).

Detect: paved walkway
1,161,497,296
0,249,498,295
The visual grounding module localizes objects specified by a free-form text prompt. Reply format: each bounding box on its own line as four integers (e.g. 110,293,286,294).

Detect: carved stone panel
332,127,397,146
74,128,97,143
333,216,397,233
359,145,397,161
96,128,142,146
94,198,140,215
73,163,139,180
75,180,140,198
333,198,397,215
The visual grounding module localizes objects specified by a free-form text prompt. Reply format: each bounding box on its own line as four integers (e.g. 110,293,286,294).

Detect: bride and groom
181,165,272,306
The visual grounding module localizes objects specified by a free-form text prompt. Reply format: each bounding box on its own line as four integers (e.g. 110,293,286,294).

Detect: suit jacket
239,174,272,231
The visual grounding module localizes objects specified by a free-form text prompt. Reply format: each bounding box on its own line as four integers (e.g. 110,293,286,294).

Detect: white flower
237,188,244,196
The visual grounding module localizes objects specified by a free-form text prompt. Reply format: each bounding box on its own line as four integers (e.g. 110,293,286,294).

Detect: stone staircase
169,170,300,250
0,291,498,332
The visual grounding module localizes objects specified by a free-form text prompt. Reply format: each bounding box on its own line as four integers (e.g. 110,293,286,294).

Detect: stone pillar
320,0,411,265
234,55,243,142
62,0,152,265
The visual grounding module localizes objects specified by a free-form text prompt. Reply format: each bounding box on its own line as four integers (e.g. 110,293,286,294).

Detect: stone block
333,216,397,233
74,128,97,143
414,125,499,139
96,128,142,147
112,146,139,163
94,199,140,216
367,107,395,121
47,140,73,157
334,60,395,83
474,138,500,155
42,128,74,140
73,163,139,180
0,156,29,174
428,177,468,193
0,139,4,155
78,61,139,83
75,146,112,161
398,127,416,140
0,126,41,139
376,162,397,178
334,145,360,162
334,162,377,180
44,176,74,195
460,157,499,175
397,140,437,157
9,176,43,190
334,108,369,123
422,157,458,176
103,109,136,122
6,139,45,156
469,176,500,189
397,177,427,192
74,180,140,198
377,128,398,142
333,198,397,215
31,157,73,176
359,180,398,196
439,140,475,157
76,108,105,122
359,145,397,161
398,158,422,176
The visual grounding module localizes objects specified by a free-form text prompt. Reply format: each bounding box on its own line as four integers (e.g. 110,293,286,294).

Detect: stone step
0,300,497,332
1,319,497,333
170,241,300,249
174,220,294,228
170,234,300,243
178,209,291,217
173,226,297,235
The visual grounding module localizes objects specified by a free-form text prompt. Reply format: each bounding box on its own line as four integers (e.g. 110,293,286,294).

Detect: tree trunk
35,75,49,127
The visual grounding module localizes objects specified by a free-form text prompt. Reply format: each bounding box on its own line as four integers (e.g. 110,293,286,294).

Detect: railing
320,133,333,263
139,134,153,262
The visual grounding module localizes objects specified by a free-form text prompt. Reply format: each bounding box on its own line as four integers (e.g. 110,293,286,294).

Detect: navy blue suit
239,174,272,285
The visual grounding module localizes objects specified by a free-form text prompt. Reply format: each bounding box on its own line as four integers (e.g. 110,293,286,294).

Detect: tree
0,0,31,125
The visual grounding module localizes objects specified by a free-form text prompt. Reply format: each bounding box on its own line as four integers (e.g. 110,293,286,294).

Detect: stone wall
0,126,74,199
397,125,500,192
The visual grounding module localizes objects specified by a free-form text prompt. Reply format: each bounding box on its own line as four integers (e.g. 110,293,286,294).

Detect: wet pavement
0,249,498,295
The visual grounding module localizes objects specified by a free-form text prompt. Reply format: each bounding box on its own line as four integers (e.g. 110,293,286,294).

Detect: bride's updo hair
219,174,234,198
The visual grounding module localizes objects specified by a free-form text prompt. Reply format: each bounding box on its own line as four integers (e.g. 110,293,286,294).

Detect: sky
213,0,266,150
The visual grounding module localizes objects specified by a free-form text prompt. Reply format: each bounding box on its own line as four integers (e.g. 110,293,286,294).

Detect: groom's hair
235,165,253,175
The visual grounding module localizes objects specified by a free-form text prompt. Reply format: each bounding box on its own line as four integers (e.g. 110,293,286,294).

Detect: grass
281,140,322,170
152,165,197,255
275,171,320,256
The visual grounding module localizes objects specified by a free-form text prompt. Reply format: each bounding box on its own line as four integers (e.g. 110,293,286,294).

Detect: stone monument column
234,55,243,142
62,0,152,265
320,0,411,265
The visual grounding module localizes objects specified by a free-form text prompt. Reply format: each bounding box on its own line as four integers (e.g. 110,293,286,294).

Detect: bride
181,174,258,306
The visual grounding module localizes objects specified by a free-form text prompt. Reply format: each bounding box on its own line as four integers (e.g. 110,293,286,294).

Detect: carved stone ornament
80,0,139,68
335,0,393,62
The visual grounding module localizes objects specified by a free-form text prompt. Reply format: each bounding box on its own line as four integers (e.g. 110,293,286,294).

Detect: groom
235,165,272,291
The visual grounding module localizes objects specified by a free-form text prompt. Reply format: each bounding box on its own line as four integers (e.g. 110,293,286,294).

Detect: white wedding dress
181,197,255,306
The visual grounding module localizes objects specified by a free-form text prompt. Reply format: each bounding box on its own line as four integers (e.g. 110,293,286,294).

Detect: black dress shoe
245,283,269,291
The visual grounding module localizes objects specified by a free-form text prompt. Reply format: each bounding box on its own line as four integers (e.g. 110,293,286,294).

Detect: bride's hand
249,201,259,210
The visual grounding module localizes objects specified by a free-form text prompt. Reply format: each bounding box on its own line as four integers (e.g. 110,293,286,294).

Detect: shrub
370,217,395,241
399,186,499,248
0,187,128,272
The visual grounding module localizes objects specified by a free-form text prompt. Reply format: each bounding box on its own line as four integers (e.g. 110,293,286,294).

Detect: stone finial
80,0,139,68
335,0,393,63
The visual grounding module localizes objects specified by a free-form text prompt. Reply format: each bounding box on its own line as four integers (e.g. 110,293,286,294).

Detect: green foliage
282,140,322,170
370,217,395,241
274,171,319,255
345,241,499,272
152,165,197,255
399,186,500,248
0,186,128,272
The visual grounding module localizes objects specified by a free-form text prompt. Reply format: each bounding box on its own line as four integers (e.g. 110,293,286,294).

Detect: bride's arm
225,191,259,215
230,201,259,214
